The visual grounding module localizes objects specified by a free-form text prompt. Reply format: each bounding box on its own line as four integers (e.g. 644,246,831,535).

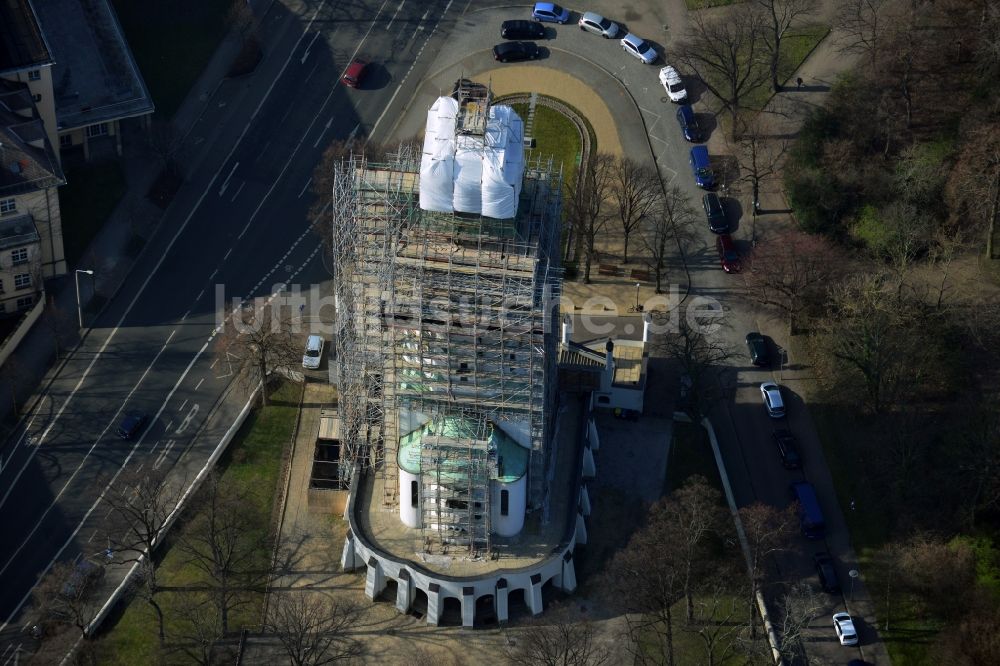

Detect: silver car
578,11,619,38
621,33,657,64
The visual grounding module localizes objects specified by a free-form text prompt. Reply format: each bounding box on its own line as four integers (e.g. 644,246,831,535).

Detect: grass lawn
96,381,301,664
59,162,127,267
665,421,725,495
510,102,583,189
110,0,233,119
745,25,831,110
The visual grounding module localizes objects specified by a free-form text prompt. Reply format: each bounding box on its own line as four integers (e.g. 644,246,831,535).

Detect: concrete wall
0,298,44,366
490,474,526,537
399,468,420,528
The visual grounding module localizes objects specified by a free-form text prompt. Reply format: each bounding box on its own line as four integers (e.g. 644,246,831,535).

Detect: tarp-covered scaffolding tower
330,80,562,553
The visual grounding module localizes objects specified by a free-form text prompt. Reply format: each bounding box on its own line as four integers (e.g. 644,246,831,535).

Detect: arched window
411,480,419,507
500,489,509,516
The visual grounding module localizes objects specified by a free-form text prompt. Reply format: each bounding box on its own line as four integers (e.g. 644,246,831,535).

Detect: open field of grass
96,381,301,664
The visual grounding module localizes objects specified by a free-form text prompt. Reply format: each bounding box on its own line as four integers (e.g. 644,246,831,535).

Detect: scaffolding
330,107,562,553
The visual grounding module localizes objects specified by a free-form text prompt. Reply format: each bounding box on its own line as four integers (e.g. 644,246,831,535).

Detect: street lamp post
849,569,860,602
634,282,641,313
75,269,94,328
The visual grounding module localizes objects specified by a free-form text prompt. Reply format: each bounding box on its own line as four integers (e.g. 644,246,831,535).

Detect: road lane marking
386,0,406,30
0,339,210,634
218,161,239,196
370,0,453,142
313,117,334,149
195,378,204,391
230,181,246,202
0,329,176,513
300,31,321,64
298,176,312,198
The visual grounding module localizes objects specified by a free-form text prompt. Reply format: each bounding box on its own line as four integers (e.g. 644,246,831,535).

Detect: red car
716,234,740,273
341,59,368,88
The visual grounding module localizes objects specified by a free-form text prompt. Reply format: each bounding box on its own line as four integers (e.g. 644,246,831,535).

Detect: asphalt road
0,0,466,653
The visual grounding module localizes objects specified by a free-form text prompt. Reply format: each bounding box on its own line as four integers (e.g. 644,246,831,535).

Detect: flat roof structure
0,82,64,196
30,0,153,130
0,0,51,74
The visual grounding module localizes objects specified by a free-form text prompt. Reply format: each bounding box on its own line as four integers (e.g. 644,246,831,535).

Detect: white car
833,612,858,646
578,11,619,38
659,66,687,103
620,33,657,64
302,335,324,369
760,382,785,418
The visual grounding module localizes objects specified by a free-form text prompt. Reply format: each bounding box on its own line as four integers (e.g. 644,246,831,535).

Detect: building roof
30,0,153,131
397,415,529,483
0,212,40,250
0,82,65,195
0,0,52,75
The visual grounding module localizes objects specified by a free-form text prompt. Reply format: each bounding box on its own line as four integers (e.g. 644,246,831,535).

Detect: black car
703,192,728,233
501,19,546,40
117,412,148,440
773,429,802,469
746,332,769,366
492,41,540,63
813,552,841,593
676,104,702,142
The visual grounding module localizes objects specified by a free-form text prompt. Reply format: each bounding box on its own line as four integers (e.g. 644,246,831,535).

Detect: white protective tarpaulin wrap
419,96,459,213
417,96,524,219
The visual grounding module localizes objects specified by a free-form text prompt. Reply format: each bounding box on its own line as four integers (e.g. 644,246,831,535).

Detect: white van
302,335,324,369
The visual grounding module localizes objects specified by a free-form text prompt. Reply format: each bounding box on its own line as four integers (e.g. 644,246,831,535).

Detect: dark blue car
676,105,702,142
532,2,570,23
689,145,715,189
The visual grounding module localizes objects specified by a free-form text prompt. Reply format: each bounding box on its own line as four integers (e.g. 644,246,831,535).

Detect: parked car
813,552,841,593
659,66,687,102
833,612,859,646
791,481,826,538
620,33,657,64
703,192,728,233
773,428,801,469
689,145,715,188
760,381,785,418
341,59,369,88
116,412,148,440
716,234,740,273
492,41,540,62
501,19,546,39
532,2,569,23
577,11,619,38
303,335,325,369
745,332,769,366
676,105,702,142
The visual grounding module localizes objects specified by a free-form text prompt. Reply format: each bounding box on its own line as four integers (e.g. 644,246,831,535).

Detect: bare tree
32,560,103,644
945,121,1000,259
40,303,75,359
641,184,697,294
751,0,817,92
506,609,611,666
738,503,797,638
267,591,361,665
730,112,787,225
177,472,269,636
741,232,840,333
835,0,892,71
675,8,769,134
610,157,662,263
681,577,745,666
773,583,824,662
103,466,182,643
652,315,735,418
668,477,727,622
898,534,977,622
217,301,299,407
169,591,223,666
565,153,616,283
146,119,182,178
599,498,689,666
